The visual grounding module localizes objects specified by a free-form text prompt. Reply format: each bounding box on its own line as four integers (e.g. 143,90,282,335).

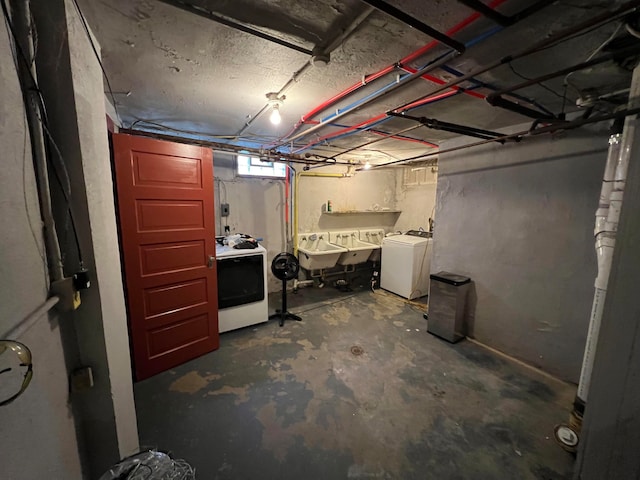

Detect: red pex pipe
293,113,388,153
400,89,460,111
294,0,508,129
402,67,487,100
293,111,439,153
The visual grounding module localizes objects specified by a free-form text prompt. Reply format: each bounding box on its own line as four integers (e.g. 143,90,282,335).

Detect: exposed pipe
282,0,509,141
292,98,448,154
457,0,555,27
304,58,557,156
571,66,640,436
360,0,465,53
400,66,486,99
389,112,515,142
119,128,355,166
486,95,557,120
282,11,520,150
367,105,640,169
284,164,292,252
156,0,313,55
2,296,60,339
8,0,64,282
283,50,461,145
333,124,429,158
487,43,640,103
294,87,471,155
392,0,640,114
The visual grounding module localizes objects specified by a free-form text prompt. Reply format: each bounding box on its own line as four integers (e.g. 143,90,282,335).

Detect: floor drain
350,345,364,356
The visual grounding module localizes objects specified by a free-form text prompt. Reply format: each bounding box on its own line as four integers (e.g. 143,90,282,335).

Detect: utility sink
359,228,385,262
298,232,347,270
329,230,380,266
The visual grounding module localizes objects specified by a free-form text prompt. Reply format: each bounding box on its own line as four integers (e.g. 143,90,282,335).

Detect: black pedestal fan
268,253,302,327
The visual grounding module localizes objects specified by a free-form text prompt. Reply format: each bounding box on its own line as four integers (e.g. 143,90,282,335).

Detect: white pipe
11,0,64,281
593,133,620,238
576,64,640,404
2,296,60,340
293,279,314,290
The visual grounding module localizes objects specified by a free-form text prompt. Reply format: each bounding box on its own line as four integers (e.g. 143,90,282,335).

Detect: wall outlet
221,203,230,217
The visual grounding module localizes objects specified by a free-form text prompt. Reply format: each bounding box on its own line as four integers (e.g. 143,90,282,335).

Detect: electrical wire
564,21,624,94
130,119,240,139
507,61,567,101
20,103,46,268
37,114,84,264
70,0,121,126
2,0,85,266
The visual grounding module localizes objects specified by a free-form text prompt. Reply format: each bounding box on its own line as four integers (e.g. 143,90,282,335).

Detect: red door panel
112,133,218,380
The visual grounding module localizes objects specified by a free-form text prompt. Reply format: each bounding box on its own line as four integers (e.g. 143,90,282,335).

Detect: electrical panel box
221,203,230,217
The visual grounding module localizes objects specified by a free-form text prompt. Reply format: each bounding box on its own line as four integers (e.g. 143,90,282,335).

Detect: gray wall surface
297,168,398,233
394,166,437,233
0,14,83,480
432,125,609,382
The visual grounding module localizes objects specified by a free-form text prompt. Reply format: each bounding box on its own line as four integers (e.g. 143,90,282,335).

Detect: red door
112,133,218,380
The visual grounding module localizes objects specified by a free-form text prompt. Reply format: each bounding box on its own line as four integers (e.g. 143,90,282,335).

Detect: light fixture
266,92,285,126
363,161,371,170
270,104,281,125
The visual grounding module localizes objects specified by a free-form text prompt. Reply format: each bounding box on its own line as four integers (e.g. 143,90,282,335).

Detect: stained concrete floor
134,286,576,479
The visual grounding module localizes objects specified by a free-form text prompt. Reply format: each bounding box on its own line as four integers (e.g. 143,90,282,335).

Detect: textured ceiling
78,0,637,166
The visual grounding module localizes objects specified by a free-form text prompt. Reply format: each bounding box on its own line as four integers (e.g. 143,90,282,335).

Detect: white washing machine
380,233,433,300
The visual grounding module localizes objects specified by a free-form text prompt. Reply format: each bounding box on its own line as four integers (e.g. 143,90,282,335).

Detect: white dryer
380,233,433,300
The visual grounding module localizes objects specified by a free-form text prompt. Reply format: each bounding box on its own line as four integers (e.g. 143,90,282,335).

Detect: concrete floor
134,286,576,479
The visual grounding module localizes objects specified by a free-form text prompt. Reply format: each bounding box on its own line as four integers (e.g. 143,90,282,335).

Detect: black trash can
427,271,471,343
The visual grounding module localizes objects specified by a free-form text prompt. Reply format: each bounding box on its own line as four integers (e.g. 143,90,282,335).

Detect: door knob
208,255,215,268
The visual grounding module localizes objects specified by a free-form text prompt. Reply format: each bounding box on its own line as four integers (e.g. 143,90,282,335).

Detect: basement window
237,155,286,178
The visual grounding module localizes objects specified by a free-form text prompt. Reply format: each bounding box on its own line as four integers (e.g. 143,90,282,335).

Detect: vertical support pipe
571,64,640,433
284,164,290,252
9,0,64,282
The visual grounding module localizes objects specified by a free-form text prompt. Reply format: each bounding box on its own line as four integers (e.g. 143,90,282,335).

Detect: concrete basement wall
297,167,399,232
0,15,83,480
432,124,609,382
394,166,438,233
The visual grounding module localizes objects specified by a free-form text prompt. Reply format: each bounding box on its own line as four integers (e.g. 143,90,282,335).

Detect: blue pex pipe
288,26,510,153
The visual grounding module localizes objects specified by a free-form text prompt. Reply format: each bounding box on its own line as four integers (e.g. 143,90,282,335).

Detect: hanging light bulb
266,92,285,127
270,104,281,125
363,161,371,170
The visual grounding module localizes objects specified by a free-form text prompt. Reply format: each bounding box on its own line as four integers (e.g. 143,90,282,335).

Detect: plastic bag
98,450,195,480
